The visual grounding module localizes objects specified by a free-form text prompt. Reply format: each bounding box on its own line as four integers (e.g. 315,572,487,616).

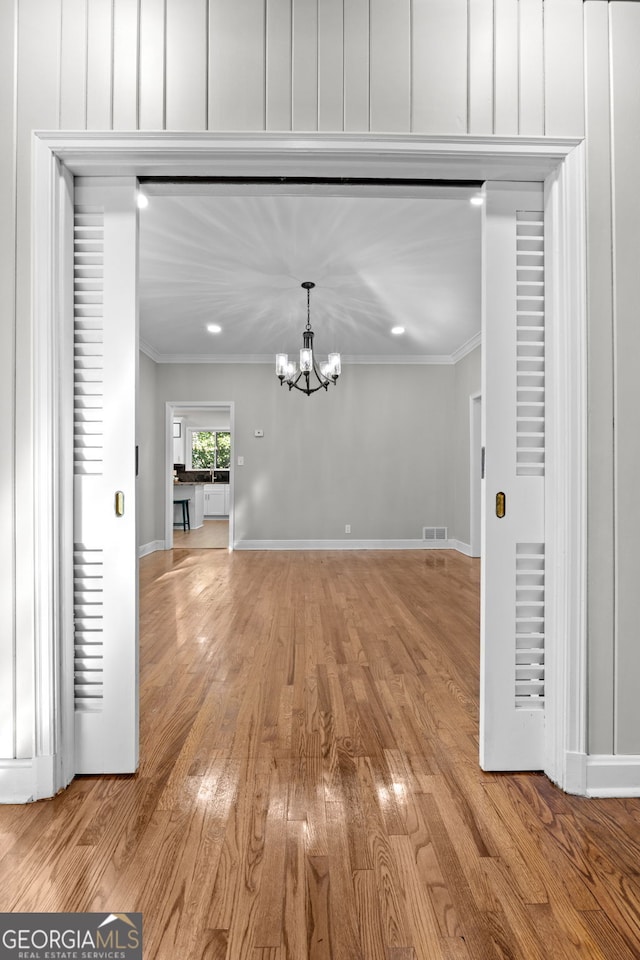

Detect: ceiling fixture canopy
276,281,341,396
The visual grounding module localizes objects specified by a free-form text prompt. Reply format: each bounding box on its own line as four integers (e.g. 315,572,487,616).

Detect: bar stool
173,497,191,530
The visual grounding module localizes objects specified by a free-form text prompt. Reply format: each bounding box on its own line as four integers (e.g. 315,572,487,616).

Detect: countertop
173,480,229,485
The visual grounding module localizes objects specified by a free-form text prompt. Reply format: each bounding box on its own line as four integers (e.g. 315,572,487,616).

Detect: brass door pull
496,491,506,518
115,491,125,517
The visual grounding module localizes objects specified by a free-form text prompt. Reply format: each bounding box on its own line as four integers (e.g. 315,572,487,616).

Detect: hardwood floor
174,518,229,548
2,549,640,959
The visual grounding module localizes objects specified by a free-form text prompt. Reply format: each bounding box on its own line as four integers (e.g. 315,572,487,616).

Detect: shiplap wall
29,0,587,137
3,0,640,769
602,3,640,756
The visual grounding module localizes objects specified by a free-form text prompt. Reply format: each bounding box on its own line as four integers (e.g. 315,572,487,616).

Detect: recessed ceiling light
207,323,222,334
391,326,405,335
470,195,484,207
137,192,149,209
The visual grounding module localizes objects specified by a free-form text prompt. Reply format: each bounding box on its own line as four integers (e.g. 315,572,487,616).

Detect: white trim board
139,537,474,556
34,131,581,181
468,393,482,560
139,540,165,558
565,753,640,798
235,539,465,551
452,540,474,557
23,132,587,802
0,757,57,805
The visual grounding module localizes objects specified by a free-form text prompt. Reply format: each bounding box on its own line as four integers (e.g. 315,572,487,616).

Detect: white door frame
469,392,482,559
28,132,586,800
165,401,235,550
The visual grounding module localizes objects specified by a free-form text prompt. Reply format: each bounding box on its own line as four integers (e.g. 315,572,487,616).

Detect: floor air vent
423,526,448,541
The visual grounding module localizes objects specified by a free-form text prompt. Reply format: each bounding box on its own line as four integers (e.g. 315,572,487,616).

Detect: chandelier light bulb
328,353,341,376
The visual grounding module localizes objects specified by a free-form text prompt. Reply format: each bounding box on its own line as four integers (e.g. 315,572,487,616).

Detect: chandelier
275,281,341,395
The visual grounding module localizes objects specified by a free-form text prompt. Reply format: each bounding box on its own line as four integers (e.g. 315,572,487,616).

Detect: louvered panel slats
73,204,105,714
74,206,105,477
74,546,104,712
515,543,545,709
516,211,545,477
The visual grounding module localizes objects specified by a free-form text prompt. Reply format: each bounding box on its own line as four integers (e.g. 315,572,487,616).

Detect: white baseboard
451,539,475,557
0,756,60,803
142,537,477,556
234,538,463,551
564,752,640,797
139,539,165,558
235,538,481,553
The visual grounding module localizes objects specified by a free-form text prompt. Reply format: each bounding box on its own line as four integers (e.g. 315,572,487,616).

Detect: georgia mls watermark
0,914,142,960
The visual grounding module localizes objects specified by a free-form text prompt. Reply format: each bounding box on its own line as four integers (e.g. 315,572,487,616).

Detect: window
191,430,231,470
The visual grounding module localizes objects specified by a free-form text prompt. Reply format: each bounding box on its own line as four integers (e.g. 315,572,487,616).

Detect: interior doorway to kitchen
165,401,235,550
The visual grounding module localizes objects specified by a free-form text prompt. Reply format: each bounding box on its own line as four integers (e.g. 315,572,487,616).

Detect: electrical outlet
345,524,351,534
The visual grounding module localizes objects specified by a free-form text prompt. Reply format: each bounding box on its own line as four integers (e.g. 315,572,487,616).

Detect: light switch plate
237,456,244,466
254,429,264,438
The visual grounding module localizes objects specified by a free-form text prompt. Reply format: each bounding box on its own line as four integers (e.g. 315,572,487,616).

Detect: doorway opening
27,133,586,801
165,402,235,551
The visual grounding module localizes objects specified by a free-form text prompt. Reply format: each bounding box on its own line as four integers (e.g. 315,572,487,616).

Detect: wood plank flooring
174,518,229,548
2,549,640,959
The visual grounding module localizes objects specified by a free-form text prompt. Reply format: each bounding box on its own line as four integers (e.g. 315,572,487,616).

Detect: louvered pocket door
73,179,139,775
481,183,546,772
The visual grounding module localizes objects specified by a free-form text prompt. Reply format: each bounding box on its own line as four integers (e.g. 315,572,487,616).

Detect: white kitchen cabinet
204,483,229,516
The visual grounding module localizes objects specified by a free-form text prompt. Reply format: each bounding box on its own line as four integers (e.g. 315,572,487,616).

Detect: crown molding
344,354,454,365
138,346,482,365
139,338,161,362
450,331,482,363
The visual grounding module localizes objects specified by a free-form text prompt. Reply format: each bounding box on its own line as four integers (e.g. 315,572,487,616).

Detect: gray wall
2,0,640,764
452,347,481,546
150,361,458,544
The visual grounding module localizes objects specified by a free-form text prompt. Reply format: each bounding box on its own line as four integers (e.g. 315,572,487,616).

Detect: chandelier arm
286,359,338,395
313,357,330,388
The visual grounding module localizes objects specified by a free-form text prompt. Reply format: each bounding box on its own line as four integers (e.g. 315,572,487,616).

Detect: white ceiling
138,186,482,363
